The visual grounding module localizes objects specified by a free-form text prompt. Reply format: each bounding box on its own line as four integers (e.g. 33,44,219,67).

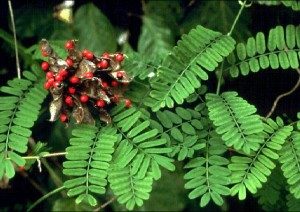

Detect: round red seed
116,71,123,79
97,60,109,69
80,95,89,103
68,87,76,94
82,49,93,60
101,81,109,89
55,74,64,82
66,58,74,67
96,99,106,108
41,61,49,71
70,76,80,84
59,69,68,77
44,82,51,89
53,81,61,88
102,52,110,58
112,94,119,103
111,81,119,87
65,40,75,50
46,71,54,79
125,99,132,108
115,53,124,62
41,51,49,57
47,78,55,85
65,96,73,106
84,72,94,79
60,113,68,122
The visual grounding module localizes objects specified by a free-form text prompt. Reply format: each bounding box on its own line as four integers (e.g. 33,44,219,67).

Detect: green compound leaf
227,25,300,77
229,117,292,200
148,25,236,111
206,91,264,154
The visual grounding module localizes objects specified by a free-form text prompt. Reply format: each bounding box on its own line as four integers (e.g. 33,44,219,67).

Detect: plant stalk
216,0,248,95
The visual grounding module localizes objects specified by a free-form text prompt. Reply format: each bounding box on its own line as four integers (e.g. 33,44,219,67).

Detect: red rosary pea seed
115,53,124,62
102,52,110,58
41,51,49,57
47,78,55,85
101,81,109,89
65,96,73,105
59,69,68,77
44,82,51,89
70,76,80,84
96,99,106,108
116,71,123,79
55,74,64,82
68,87,76,94
53,81,61,88
125,99,132,108
82,49,94,60
65,40,75,50
112,94,119,103
111,81,119,87
41,61,49,71
66,58,74,67
84,71,94,79
80,95,89,103
60,113,68,122
46,71,54,79
97,60,109,69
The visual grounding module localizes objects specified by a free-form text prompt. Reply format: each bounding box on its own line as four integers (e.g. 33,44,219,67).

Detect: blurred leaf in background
74,3,117,54
180,0,251,42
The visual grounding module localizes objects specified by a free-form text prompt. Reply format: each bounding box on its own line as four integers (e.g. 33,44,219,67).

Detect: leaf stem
216,0,248,95
27,186,66,212
228,1,248,37
8,0,21,79
21,152,67,160
265,69,300,119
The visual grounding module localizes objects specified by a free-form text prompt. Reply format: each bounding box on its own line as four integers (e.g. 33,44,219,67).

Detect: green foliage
229,117,292,200
108,165,153,210
0,66,47,179
110,104,175,180
148,26,236,111
206,91,264,154
255,167,287,211
1,1,300,211
184,121,231,207
279,131,300,199
73,3,117,54
138,15,174,63
180,1,251,42
63,125,118,206
155,107,206,161
227,25,300,77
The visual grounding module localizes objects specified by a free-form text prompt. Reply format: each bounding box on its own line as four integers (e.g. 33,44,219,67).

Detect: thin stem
265,69,300,119
216,61,225,95
8,0,21,79
94,196,116,211
21,152,67,160
27,186,66,212
216,0,248,95
228,1,248,36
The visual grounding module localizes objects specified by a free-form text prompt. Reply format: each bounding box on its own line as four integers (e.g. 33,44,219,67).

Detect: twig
216,0,248,95
27,186,66,212
265,69,300,119
8,0,21,79
94,196,116,211
21,152,67,160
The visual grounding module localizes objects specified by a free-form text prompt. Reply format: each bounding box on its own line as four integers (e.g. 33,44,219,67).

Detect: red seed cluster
40,39,132,124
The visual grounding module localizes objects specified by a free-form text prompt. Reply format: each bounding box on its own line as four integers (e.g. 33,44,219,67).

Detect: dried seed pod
40,39,132,125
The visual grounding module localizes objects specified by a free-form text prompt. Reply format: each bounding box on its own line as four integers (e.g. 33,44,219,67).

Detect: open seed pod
40,39,133,125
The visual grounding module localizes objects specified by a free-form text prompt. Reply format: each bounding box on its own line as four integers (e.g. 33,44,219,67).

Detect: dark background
0,0,299,211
